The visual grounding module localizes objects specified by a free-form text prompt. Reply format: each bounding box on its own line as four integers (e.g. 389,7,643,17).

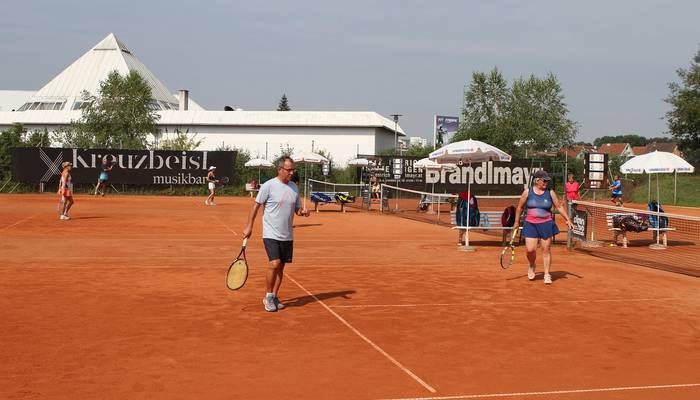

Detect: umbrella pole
647,173,651,202
674,171,677,205
463,162,475,251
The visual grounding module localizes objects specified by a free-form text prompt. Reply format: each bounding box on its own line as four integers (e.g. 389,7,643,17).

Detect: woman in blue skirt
513,170,573,284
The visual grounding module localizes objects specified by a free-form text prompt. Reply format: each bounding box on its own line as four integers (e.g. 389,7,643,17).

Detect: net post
379,184,384,213
567,200,573,250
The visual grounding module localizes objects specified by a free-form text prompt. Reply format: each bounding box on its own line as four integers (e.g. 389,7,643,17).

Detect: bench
450,211,517,245
310,191,355,212
604,212,676,248
418,194,453,213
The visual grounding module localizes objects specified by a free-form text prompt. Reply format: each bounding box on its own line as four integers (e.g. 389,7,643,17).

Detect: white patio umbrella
291,151,330,207
429,140,512,250
244,158,274,182
347,157,369,185
620,150,695,204
413,158,457,194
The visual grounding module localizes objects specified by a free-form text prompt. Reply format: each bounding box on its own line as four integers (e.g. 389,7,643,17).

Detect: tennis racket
226,238,248,290
220,176,230,185
499,228,518,269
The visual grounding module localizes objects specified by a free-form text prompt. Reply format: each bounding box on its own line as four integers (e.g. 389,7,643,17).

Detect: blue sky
1,0,698,143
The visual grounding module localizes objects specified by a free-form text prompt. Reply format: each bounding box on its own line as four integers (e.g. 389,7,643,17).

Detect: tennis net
380,184,521,226
569,200,700,277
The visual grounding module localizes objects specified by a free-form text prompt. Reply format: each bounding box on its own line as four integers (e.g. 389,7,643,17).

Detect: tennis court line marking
379,382,700,400
287,274,437,394
214,216,239,236
0,213,40,231
331,297,681,308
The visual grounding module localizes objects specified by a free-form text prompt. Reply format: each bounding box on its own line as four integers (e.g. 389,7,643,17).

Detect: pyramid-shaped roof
27,33,177,108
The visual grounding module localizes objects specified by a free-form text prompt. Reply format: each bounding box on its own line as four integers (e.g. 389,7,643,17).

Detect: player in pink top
565,173,583,201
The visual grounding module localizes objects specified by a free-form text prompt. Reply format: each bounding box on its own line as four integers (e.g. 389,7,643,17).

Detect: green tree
452,68,577,156
277,94,291,111
0,123,25,180
453,68,511,149
665,45,700,166
404,143,435,158
25,128,50,147
593,134,647,147
159,129,203,150
70,70,160,149
506,73,577,153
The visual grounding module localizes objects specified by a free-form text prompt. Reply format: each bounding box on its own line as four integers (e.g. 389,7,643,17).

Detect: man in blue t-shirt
242,156,310,312
609,175,623,206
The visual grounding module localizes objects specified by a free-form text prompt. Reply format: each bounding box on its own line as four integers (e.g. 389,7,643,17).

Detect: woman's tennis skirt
208,182,216,190
523,220,560,239
99,172,108,182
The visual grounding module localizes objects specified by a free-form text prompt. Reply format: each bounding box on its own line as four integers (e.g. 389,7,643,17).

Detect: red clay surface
1,194,699,400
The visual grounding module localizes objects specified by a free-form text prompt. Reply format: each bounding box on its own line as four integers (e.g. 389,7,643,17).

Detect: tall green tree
665,45,700,166
277,94,291,111
452,68,578,156
507,73,577,153
69,70,160,149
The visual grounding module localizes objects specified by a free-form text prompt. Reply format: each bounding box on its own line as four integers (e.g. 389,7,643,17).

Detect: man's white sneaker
528,265,536,280
544,274,553,284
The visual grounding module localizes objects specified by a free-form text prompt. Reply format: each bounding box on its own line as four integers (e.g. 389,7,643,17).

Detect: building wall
375,128,396,154
158,125,381,165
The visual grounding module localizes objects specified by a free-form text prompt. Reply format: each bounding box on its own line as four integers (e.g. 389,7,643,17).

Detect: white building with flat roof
0,34,405,165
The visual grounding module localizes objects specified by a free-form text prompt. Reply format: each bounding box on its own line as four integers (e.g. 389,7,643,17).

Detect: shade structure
291,151,329,164
244,158,274,168
430,140,512,250
347,158,369,167
413,158,458,198
244,158,274,182
620,150,695,205
620,151,694,174
429,139,512,164
290,152,330,207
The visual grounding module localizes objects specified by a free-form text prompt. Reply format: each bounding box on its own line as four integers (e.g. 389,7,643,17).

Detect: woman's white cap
208,166,216,171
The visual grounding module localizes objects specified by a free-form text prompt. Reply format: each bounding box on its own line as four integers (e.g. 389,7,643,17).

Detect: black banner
571,207,588,240
358,155,553,194
11,147,236,185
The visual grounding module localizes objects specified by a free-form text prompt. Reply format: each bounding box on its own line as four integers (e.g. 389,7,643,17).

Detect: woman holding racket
58,161,74,220
94,156,114,197
513,170,573,284
242,156,310,312
205,166,219,206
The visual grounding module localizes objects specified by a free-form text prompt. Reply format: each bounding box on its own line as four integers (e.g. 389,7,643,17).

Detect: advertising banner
571,207,588,240
11,147,236,185
434,115,459,146
359,155,551,194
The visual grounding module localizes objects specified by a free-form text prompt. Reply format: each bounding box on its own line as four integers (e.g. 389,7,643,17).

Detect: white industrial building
0,34,405,165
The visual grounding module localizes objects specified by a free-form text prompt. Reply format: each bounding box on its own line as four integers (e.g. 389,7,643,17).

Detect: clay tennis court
1,194,699,399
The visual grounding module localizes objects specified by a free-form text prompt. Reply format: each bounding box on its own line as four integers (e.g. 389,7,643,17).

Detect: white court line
331,297,681,308
379,382,700,400
287,274,437,394
0,213,40,231
214,216,238,236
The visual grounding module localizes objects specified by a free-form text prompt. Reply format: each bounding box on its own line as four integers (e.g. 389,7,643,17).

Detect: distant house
645,141,683,157
598,143,634,158
560,144,594,159
632,146,648,156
